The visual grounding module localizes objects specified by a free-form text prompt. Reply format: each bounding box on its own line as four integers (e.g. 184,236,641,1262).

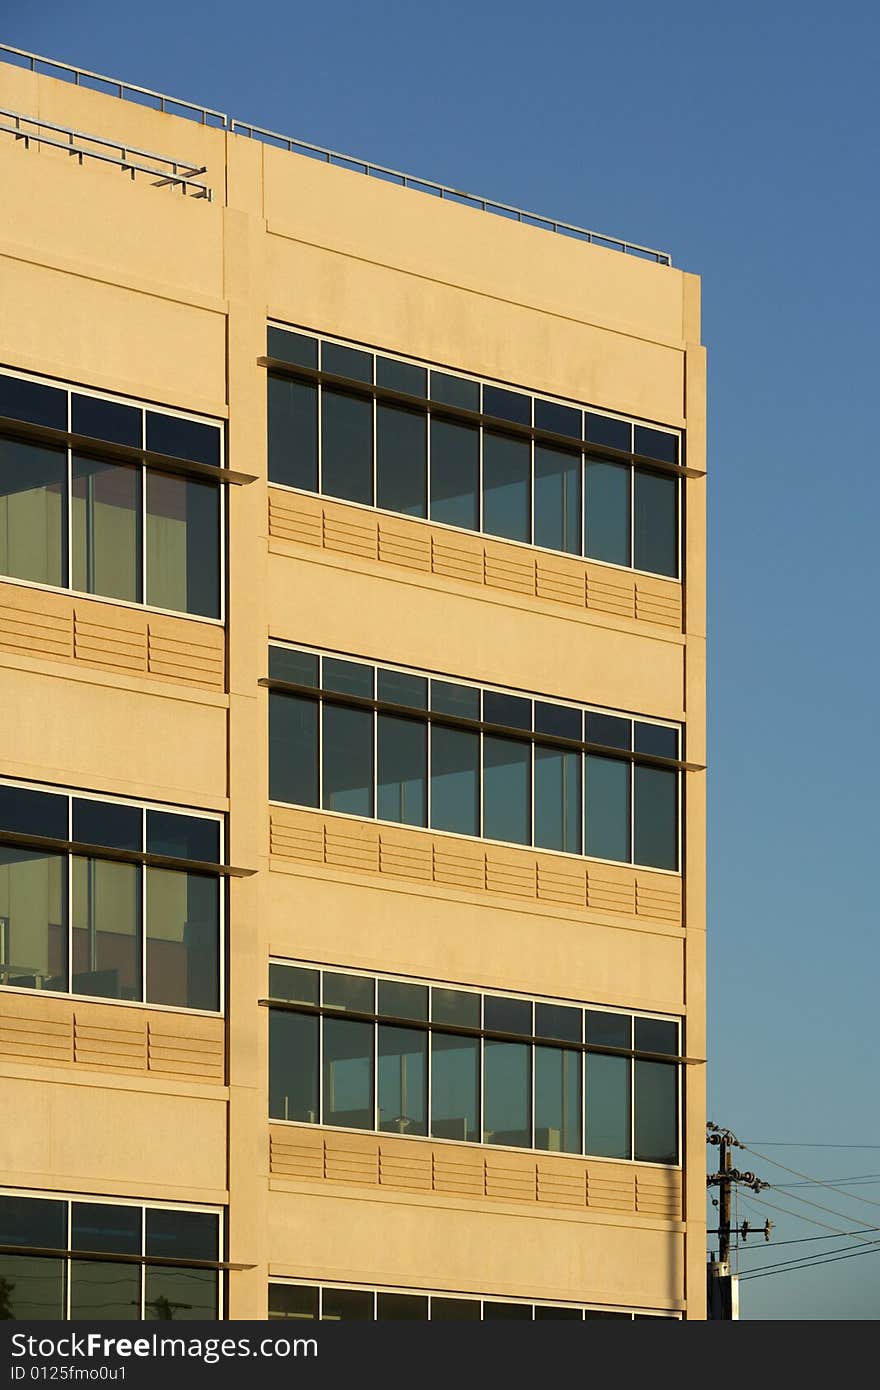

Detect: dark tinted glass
0,438,68,587
586,1012,631,1048
585,414,631,452
269,963,319,1004
483,432,530,542
535,1003,582,1042
376,403,426,517
322,390,372,505
634,765,677,869
146,414,220,468
377,669,427,709
71,455,142,603
269,693,318,806
484,995,532,1035
146,812,220,863
585,755,630,863
586,1053,631,1159
430,680,480,719
634,1060,678,1163
322,342,372,383
634,426,678,465
484,1302,532,1319
145,472,220,619
0,1253,65,1319
145,1267,217,1320
146,868,218,1010
431,1031,479,1142
71,1203,140,1254
323,1017,373,1129
0,374,66,430
72,395,141,447
73,799,141,851
634,723,678,760
323,657,373,697
430,727,479,836
145,1209,218,1261
483,1039,530,1146
0,1195,66,1247
0,843,68,992
0,784,67,838
70,1259,139,1320
323,704,374,816
267,328,318,369
483,386,530,426
378,715,426,827
585,459,630,566
378,1025,427,1135
585,713,631,750
634,470,678,577
269,647,319,687
430,372,479,411
432,987,480,1028
269,1284,319,1319
429,418,478,530
483,691,531,730
270,1009,319,1122
535,745,582,852
377,979,428,1021
534,702,582,740
535,1305,583,1320
535,1046,581,1154
323,972,374,1012
535,400,582,439
376,358,426,397
483,736,530,845
431,1297,481,1320
267,377,317,490
322,1288,373,1320
534,444,581,554
635,1018,679,1055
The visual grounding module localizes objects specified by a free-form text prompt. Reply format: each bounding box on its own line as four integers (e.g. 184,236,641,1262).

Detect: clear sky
4,0,880,1321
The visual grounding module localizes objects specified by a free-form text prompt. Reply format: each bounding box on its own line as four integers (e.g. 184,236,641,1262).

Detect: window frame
268,1278,682,1320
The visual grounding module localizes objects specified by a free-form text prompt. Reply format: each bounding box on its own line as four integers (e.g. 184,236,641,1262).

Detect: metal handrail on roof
0,107,212,198
0,41,672,264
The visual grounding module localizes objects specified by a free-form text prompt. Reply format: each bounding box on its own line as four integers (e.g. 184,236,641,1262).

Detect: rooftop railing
0,42,672,264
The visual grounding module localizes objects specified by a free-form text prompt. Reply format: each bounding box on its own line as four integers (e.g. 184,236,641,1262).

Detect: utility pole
706,1121,771,1319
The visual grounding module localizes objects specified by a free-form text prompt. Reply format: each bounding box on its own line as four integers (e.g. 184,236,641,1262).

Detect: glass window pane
322,389,372,504
483,386,530,426
585,459,630,567
377,979,428,1021
429,418,478,530
430,680,479,720
430,727,479,836
585,713,631,751
483,1040,530,1147
585,755,630,863
323,704,374,817
535,1003,582,1044
146,868,219,1011
376,403,426,518
145,1210,218,1262
634,723,678,760
377,1293,428,1320
73,799,141,851
635,1060,678,1164
72,857,141,1001
535,1305,583,1320
270,964,319,1004
585,414,631,452
634,766,677,870
0,1254,64,1320
431,1032,479,1143
634,426,678,465
534,445,580,555
0,848,67,991
378,1025,427,1135
71,1203,140,1253
483,691,531,730
483,433,530,542
269,693,319,807
535,1046,582,1153
145,1267,217,1321
322,342,372,383
635,1018,678,1056
0,439,67,587
484,1301,532,1319
586,1012,631,1049
431,987,480,1028
71,456,142,603
323,972,374,1012
534,703,581,741
323,1017,373,1129
270,1010,319,1122
322,657,372,697
0,1195,66,1248
72,395,140,447
70,1261,140,1320
267,327,318,369
586,1053,631,1159
0,374,66,430
377,670,427,709
146,414,220,469
534,745,581,855
267,377,317,491
321,1288,373,1320
376,358,426,397
483,736,530,846
146,472,219,618
634,470,678,578
483,996,531,1035
269,647,319,687
269,1284,319,1319
146,812,219,864
0,784,67,838
535,400,582,440
430,372,479,411
431,1297,481,1320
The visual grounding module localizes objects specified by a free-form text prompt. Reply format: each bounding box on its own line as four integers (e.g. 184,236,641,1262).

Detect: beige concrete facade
0,57,706,1319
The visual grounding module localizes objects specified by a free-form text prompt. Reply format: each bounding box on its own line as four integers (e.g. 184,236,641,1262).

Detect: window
267,1281,678,1320
265,326,682,579
268,963,681,1164
0,371,224,620
0,1194,221,1321
0,781,223,1012
268,645,680,871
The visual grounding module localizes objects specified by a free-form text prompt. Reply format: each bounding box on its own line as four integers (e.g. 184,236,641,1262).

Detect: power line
742,1142,880,1150
736,1187,869,1239
743,1144,880,1213
775,1175,880,1189
740,1242,880,1283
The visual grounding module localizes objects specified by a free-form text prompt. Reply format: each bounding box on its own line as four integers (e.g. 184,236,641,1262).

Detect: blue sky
4,0,880,1320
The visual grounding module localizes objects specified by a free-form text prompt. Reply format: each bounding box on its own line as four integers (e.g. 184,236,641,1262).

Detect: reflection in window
430,419,478,530
146,869,219,1011
635,1061,677,1164
586,1053,631,1160
378,1025,427,1135
146,472,219,619
534,445,580,554
534,746,581,855
377,404,426,517
430,727,479,837
585,755,630,863
0,439,67,587
270,1010,319,1123
431,1032,479,1142
0,848,67,991
586,459,630,567
71,456,141,603
323,1017,373,1130
535,1047,581,1153
71,858,141,1002
483,737,530,846
322,390,372,505
323,705,373,817
483,433,530,542
377,715,426,827
483,1040,530,1147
